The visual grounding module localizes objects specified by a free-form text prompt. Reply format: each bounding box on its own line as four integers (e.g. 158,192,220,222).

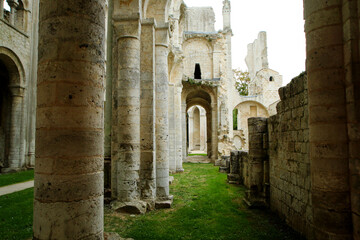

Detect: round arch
0,47,25,87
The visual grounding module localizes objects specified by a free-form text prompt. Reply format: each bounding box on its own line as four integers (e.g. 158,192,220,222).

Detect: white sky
184,0,306,85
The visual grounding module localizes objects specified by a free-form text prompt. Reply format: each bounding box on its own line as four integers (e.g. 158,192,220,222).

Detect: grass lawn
105,163,304,240
0,169,34,187
0,188,33,240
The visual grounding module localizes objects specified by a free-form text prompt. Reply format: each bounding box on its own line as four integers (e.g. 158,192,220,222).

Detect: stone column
342,0,360,238
111,15,146,213
200,109,206,151
206,109,212,158
188,112,194,151
175,85,183,172
244,117,268,208
211,103,218,162
140,18,156,208
155,24,172,207
182,102,188,161
304,0,353,238
3,86,24,173
168,83,176,172
34,0,106,239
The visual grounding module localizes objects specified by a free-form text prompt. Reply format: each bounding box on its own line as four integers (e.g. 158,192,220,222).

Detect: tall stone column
34,0,106,239
168,83,176,172
182,102,188,161
3,86,24,173
111,15,146,213
140,18,156,208
206,110,212,158
188,113,194,151
155,24,172,207
304,0,353,238
175,85,183,172
211,103,218,162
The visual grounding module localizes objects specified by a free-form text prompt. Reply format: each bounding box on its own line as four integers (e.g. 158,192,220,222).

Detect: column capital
155,23,169,47
113,13,141,39
9,86,25,97
141,18,157,27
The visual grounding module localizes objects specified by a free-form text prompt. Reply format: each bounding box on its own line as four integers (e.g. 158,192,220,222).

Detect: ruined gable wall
184,7,215,32
267,73,312,237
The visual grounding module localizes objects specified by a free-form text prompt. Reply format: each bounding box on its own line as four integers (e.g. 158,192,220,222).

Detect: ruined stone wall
267,73,312,237
184,7,215,32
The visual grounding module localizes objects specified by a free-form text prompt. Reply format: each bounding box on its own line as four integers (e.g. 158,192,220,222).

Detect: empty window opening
194,63,201,79
269,76,274,81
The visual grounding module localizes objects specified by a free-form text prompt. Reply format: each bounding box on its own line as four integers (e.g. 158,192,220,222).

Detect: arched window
269,76,274,81
194,63,201,79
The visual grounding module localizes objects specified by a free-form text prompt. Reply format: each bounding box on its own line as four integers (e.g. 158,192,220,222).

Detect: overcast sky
184,0,306,85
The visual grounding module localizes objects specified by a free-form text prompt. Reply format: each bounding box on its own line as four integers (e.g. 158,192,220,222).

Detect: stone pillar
206,110,212,158
175,85,183,172
342,1,360,238
155,24,172,207
244,117,268,208
168,83,176,172
139,18,156,208
211,103,218,162
111,15,146,213
34,0,106,239
304,0,353,238
200,109,207,151
3,86,24,172
182,102,188,161
188,112,194,151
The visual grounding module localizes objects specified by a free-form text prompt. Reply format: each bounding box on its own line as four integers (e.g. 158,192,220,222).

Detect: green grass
0,188,34,240
188,154,207,156
105,163,304,240
0,170,34,187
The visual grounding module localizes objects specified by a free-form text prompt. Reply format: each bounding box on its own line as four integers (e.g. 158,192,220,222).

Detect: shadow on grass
105,163,305,240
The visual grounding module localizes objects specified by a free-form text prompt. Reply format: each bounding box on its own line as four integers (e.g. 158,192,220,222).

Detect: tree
233,68,250,96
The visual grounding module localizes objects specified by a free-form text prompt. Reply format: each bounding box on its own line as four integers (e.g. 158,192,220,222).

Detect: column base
1,167,22,173
176,168,184,173
155,195,173,209
169,176,174,185
110,200,147,214
243,190,268,209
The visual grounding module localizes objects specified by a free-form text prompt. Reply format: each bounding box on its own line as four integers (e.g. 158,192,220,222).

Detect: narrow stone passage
105,163,304,240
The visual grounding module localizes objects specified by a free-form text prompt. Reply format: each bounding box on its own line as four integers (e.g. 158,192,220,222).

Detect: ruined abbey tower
0,0,359,239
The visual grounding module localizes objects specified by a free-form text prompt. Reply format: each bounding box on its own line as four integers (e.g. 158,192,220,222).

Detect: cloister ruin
0,0,359,239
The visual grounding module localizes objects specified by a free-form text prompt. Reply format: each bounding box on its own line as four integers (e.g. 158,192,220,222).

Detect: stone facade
0,0,38,172
231,32,283,151
0,0,358,239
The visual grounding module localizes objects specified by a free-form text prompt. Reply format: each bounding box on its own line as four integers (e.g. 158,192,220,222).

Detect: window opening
194,63,201,79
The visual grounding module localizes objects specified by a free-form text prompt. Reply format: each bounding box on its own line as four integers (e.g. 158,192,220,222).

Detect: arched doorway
0,49,25,173
187,105,207,153
182,83,218,162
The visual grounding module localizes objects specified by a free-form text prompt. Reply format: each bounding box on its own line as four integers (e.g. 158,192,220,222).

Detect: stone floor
184,155,211,163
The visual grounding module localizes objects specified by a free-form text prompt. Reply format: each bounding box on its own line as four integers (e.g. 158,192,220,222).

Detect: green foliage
0,188,34,240
233,68,250,96
233,108,238,130
105,163,304,240
0,169,34,187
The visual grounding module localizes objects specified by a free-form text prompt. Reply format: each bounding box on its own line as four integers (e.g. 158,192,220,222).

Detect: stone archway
182,83,217,162
0,48,25,173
